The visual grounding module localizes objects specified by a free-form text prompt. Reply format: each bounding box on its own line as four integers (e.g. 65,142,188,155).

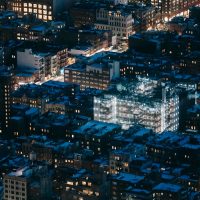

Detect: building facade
94,78,179,132
3,164,52,200
151,0,200,21
95,8,133,39
17,48,67,81
64,58,120,90
0,67,13,134
6,0,72,21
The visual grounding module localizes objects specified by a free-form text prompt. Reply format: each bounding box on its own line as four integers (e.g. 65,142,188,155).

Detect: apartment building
64,54,120,90
4,173,28,200
17,48,67,81
6,0,72,21
151,0,200,21
95,7,133,39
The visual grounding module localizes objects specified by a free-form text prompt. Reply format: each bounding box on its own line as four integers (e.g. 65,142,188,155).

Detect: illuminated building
151,0,200,21
6,0,71,21
95,8,133,39
64,55,120,90
94,78,179,132
0,67,13,134
3,164,52,200
17,48,68,82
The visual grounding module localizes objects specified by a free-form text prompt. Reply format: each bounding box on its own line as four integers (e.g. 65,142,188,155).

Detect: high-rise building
0,66,13,135
151,0,200,21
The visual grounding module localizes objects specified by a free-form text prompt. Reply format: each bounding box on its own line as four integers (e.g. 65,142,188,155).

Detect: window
82,181,86,185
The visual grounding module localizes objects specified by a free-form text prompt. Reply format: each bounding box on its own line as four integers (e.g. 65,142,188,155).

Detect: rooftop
153,183,182,193
74,120,120,137
113,172,144,184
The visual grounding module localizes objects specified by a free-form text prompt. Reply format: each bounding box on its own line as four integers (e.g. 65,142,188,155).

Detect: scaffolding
94,78,179,133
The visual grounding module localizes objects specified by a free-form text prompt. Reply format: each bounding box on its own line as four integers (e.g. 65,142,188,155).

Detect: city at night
0,0,200,199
